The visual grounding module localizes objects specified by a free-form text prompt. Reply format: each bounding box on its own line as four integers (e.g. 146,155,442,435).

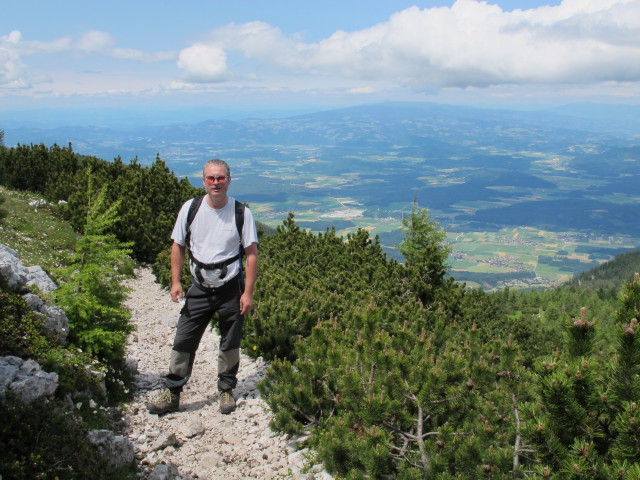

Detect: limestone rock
0,356,59,403
147,461,181,480
151,432,181,451
87,429,135,469
179,415,205,438
0,243,57,293
22,292,69,343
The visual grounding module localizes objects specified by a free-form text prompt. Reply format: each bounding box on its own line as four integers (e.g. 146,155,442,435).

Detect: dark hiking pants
164,275,244,394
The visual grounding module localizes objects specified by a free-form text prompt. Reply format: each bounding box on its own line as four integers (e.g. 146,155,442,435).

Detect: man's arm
240,242,258,315
170,242,186,303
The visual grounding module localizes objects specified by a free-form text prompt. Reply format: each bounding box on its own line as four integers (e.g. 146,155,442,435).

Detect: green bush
0,281,53,359
53,188,135,402
244,214,408,361
260,300,531,478
0,191,7,223
0,396,136,480
524,274,640,478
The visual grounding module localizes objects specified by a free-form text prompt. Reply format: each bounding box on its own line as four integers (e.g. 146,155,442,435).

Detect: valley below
6,101,640,290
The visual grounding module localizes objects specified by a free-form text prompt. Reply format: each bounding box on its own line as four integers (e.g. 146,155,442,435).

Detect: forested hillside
568,249,640,290
2,140,640,479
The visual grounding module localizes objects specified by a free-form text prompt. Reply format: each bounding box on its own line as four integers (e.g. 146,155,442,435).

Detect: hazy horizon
4,99,640,133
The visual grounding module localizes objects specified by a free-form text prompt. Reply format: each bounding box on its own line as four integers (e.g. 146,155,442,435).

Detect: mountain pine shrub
257,209,537,478
524,273,640,479
260,297,534,478
244,213,407,361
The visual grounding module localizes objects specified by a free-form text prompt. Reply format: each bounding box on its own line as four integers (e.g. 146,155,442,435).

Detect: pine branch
368,362,376,387
382,421,440,442
415,403,430,469
321,380,338,422
512,391,523,471
291,406,319,426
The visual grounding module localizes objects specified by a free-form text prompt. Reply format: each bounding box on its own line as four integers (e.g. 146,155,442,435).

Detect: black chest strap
189,251,239,283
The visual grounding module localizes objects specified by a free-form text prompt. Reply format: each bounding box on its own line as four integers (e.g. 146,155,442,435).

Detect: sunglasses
204,175,229,184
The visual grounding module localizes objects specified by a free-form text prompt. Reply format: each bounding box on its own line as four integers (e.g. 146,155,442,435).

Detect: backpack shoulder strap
234,200,245,240
234,200,246,288
185,195,206,247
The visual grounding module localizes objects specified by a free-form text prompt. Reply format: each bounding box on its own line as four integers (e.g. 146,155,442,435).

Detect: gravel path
123,268,330,480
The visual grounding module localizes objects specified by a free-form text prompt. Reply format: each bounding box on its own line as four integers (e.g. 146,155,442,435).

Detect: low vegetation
1,141,640,478
0,167,140,476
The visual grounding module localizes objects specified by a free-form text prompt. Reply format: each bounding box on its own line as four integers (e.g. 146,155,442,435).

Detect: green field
228,148,640,291
444,227,638,289
254,202,640,290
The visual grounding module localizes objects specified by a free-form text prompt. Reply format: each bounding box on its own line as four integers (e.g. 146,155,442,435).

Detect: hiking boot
146,388,180,414
219,390,236,414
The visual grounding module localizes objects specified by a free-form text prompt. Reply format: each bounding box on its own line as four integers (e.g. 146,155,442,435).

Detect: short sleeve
170,199,193,246
241,206,259,248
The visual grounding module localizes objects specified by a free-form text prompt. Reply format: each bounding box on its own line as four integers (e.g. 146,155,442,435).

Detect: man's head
202,159,230,178
202,159,231,206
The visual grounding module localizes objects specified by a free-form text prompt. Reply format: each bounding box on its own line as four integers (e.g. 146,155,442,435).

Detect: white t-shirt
171,196,258,288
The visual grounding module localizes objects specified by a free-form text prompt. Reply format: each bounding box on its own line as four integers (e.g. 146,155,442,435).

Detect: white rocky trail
123,267,330,480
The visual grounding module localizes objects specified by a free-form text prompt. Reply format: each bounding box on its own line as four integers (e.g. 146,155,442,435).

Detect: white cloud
75,30,115,52
3,0,639,104
178,43,230,82
177,0,640,90
0,29,175,90
0,31,31,88
348,86,376,94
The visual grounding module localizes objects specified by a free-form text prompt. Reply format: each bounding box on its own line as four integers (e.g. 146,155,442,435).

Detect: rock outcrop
0,243,58,293
0,356,59,403
0,243,69,343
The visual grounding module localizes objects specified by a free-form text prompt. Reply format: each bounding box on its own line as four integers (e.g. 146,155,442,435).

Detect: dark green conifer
525,274,640,478
398,201,451,304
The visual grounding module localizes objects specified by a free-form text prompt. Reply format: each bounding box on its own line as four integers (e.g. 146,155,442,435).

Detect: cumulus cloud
0,31,30,88
177,43,230,82
177,0,640,90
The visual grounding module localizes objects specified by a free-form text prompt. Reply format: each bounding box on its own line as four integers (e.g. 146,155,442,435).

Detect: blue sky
2,0,639,123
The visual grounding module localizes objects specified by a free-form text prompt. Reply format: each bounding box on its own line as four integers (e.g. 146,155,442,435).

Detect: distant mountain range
4,101,640,164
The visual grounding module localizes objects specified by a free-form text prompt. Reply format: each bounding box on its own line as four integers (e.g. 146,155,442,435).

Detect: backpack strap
234,201,246,292
235,200,245,257
185,194,205,249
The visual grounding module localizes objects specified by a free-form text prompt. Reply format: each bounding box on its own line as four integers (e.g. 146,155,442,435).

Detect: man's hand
239,291,253,315
170,282,184,303
240,242,258,315
170,242,186,303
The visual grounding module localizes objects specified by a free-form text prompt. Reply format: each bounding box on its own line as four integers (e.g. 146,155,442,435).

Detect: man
146,159,259,415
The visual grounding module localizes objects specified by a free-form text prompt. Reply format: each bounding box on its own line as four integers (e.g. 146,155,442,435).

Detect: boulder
147,462,181,480
87,429,136,469
0,356,59,403
0,243,57,293
1,244,69,343
22,293,69,343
